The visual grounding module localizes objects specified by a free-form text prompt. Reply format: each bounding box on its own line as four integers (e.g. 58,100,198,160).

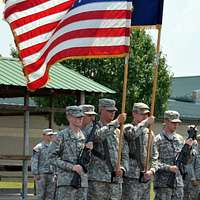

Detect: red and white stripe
4,0,132,91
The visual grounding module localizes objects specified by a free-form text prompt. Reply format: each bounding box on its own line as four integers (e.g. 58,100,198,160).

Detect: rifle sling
103,139,114,173
91,139,114,173
91,149,105,160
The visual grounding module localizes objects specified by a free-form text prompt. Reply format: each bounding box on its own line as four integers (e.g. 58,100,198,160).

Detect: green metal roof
168,76,200,120
168,99,200,120
171,76,200,100
0,57,115,94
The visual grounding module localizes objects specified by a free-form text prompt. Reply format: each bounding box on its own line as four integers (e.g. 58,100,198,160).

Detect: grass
0,181,34,189
0,181,155,199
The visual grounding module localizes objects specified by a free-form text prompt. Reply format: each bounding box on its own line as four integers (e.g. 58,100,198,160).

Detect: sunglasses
106,110,116,113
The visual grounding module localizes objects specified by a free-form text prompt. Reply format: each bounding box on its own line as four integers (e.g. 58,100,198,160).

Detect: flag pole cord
145,26,162,171
117,54,129,169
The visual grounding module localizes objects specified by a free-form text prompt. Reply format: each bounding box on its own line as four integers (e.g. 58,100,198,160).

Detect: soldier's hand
85,142,93,150
115,169,123,177
145,116,155,126
144,170,153,180
34,175,40,181
185,138,193,147
72,164,83,175
191,180,199,187
169,165,178,173
117,113,127,124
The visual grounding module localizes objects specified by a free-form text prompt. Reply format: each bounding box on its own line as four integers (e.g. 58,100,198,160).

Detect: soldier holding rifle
48,106,93,200
152,110,193,200
122,102,155,200
189,133,200,200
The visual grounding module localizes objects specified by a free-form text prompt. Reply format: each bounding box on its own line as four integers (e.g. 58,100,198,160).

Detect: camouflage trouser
88,180,122,200
154,187,183,200
183,176,192,200
56,186,87,200
190,180,200,200
122,178,150,200
36,173,56,200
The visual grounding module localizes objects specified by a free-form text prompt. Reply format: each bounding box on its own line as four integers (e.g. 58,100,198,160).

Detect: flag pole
117,54,129,171
145,25,162,171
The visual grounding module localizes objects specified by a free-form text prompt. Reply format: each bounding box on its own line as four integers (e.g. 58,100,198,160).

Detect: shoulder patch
33,143,42,152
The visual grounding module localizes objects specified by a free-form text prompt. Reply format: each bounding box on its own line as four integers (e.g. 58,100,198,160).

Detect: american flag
4,0,132,91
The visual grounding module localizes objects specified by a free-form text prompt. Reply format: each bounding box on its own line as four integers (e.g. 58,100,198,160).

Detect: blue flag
131,0,164,28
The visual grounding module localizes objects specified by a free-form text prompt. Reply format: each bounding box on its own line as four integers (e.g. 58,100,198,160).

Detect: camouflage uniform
48,106,88,200
88,98,129,200
122,103,154,200
183,143,197,200
189,135,200,200
151,110,185,200
31,133,56,200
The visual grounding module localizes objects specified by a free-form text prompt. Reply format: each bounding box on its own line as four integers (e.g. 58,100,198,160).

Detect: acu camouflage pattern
183,143,198,200
152,130,184,200
36,174,56,200
31,142,55,200
88,180,122,200
48,127,88,200
122,178,150,200
82,122,94,138
154,187,184,200
88,120,129,200
183,163,193,200
122,120,155,200
189,146,200,199
56,186,87,200
31,142,54,175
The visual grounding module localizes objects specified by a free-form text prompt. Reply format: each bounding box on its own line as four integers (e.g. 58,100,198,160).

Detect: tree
34,30,172,125
10,47,19,58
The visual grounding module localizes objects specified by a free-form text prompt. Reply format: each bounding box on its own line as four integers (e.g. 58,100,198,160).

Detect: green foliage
34,30,172,125
10,47,19,58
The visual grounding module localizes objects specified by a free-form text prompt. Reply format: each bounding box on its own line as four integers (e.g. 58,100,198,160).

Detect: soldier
189,134,200,200
48,106,92,200
31,128,57,200
79,104,97,138
183,125,198,200
152,110,193,200
122,102,155,200
88,98,128,200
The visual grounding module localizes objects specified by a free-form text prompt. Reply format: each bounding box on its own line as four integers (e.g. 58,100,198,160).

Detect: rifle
167,125,197,188
70,121,97,189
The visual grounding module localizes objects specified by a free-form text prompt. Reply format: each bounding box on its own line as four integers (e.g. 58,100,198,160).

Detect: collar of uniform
162,130,176,141
42,141,49,147
85,122,93,130
98,120,104,127
68,127,85,140
132,121,137,126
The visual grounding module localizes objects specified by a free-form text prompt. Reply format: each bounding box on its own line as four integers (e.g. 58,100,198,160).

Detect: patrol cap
164,110,181,123
46,131,57,136
43,128,53,135
66,106,85,117
196,134,200,140
99,98,118,111
79,104,97,115
132,102,150,114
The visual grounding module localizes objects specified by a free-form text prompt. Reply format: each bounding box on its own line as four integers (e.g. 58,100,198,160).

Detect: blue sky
0,1,200,77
